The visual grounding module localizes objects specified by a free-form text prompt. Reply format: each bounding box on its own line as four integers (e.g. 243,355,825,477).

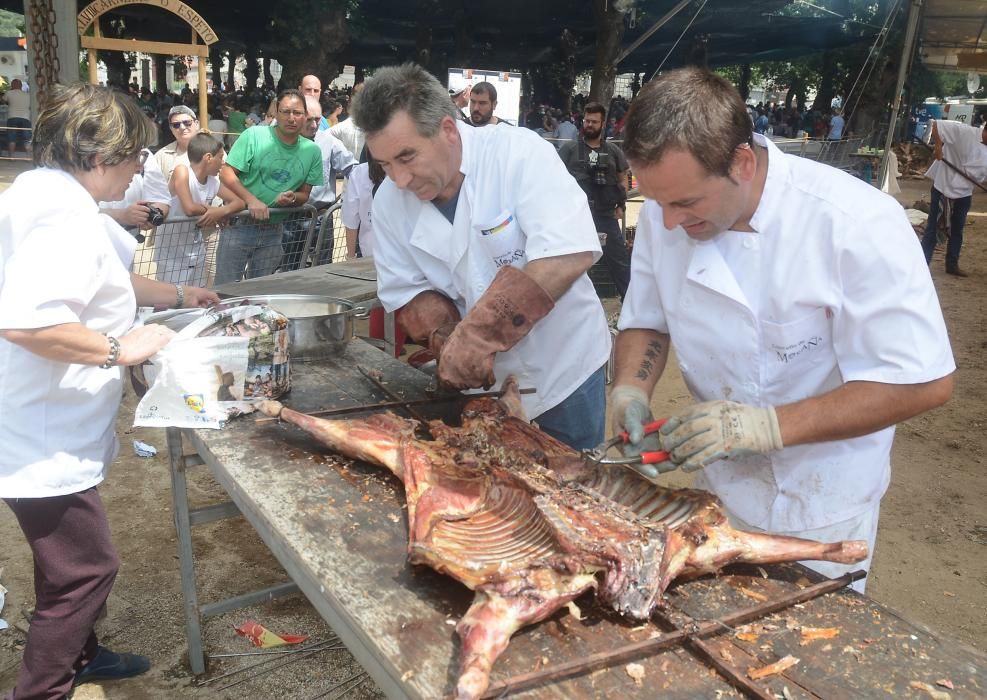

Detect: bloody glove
659,400,783,472
438,266,554,389
396,291,462,357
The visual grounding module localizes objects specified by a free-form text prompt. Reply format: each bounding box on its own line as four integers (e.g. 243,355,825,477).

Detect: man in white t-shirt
609,67,955,589
920,119,987,277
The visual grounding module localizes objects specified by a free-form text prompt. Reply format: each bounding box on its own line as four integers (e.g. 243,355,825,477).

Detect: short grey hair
168,105,197,120
623,67,753,178
351,63,459,138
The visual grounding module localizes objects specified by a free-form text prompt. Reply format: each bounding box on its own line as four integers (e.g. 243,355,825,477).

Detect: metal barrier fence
131,204,319,285
771,137,865,171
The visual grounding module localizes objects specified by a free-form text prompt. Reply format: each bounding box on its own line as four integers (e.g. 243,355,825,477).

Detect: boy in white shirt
160,132,243,286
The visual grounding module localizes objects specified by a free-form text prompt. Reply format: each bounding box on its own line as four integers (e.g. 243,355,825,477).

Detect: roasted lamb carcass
259,378,866,700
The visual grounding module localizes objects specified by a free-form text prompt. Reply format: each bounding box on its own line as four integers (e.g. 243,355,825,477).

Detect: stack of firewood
895,143,935,178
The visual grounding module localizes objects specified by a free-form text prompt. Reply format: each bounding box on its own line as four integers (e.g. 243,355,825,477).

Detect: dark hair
325,98,340,114
351,63,459,137
471,81,497,102
187,131,224,163
277,89,306,110
623,67,753,178
584,102,607,120
33,83,154,172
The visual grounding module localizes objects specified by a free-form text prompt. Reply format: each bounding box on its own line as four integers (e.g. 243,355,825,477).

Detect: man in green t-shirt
216,89,323,283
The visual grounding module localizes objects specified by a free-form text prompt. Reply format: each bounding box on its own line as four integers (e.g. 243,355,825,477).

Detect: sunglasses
137,149,150,166
170,119,195,129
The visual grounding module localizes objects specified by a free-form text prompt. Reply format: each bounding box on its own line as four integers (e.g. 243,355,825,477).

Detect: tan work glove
438,266,554,389
659,400,783,472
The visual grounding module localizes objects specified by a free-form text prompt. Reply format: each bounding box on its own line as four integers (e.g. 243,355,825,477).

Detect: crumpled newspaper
133,440,157,458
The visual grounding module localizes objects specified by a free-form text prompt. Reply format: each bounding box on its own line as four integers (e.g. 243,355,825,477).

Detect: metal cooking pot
218,294,369,361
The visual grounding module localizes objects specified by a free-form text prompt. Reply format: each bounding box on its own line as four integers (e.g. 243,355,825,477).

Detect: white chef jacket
619,134,955,531
372,120,611,418
342,162,376,258
0,168,138,498
925,120,987,199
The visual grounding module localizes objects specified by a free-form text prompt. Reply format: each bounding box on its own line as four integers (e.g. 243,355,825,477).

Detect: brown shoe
945,264,968,277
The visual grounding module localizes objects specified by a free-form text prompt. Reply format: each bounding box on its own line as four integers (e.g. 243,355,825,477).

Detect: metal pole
613,0,696,67
879,0,923,187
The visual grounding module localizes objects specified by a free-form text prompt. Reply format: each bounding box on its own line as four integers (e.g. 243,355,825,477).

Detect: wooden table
167,341,986,698
214,257,380,301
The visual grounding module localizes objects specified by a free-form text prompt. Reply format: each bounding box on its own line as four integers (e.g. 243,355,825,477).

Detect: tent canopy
2,0,881,74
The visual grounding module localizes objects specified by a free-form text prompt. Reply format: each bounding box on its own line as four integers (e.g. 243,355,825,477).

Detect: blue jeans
535,365,606,451
214,221,284,285
921,186,972,266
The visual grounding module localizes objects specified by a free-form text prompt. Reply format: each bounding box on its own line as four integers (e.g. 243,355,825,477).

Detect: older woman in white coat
0,84,218,699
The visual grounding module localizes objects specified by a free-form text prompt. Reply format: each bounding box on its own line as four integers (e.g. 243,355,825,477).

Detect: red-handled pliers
584,419,671,466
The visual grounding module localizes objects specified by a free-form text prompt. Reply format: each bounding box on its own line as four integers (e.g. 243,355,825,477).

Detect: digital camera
587,150,611,186
146,204,166,227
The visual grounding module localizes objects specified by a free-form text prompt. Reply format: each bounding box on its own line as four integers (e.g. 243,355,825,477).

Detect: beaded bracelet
100,334,121,369
175,284,185,309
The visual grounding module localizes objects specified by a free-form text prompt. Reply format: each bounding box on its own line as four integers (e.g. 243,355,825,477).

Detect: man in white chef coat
351,63,611,451
609,67,955,589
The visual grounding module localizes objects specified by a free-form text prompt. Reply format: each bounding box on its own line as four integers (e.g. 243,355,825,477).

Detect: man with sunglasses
216,89,323,283
609,67,955,591
155,105,200,182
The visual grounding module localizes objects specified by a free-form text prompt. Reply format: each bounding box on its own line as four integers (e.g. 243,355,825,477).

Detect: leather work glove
396,291,462,357
659,400,783,472
438,266,555,390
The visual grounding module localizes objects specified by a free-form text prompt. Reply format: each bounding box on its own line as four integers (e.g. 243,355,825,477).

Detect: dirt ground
0,158,985,698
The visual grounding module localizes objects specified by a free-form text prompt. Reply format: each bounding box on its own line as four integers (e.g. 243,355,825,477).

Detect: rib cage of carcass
260,378,867,700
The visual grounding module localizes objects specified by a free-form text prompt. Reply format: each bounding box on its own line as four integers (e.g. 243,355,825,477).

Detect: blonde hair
33,83,154,172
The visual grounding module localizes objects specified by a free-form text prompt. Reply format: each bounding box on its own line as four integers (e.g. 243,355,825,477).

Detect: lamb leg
455,572,597,700
258,400,414,478
684,523,868,578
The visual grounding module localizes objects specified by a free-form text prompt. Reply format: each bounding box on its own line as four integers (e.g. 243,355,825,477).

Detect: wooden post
88,49,98,84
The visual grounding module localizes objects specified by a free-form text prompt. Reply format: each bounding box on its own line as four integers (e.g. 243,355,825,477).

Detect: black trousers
594,215,631,299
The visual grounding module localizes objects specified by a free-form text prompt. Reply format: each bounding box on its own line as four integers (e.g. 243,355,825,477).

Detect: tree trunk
686,33,709,67
588,0,628,107
558,29,578,113
263,56,275,90
210,46,223,90
99,50,132,89
226,51,236,92
811,50,837,111
153,54,168,92
739,63,752,101
244,44,259,91
416,0,439,70
785,77,804,109
276,10,348,89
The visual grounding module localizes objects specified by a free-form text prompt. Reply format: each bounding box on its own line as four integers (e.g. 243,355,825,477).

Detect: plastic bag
134,304,290,429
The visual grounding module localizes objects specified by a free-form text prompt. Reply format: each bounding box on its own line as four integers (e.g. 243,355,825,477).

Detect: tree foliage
0,9,24,37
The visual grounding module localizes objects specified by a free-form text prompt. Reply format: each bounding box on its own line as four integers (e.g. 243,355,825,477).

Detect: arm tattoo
634,339,664,381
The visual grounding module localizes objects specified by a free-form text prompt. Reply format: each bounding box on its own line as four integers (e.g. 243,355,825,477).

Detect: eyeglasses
136,149,150,166
278,109,306,118
170,119,195,129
